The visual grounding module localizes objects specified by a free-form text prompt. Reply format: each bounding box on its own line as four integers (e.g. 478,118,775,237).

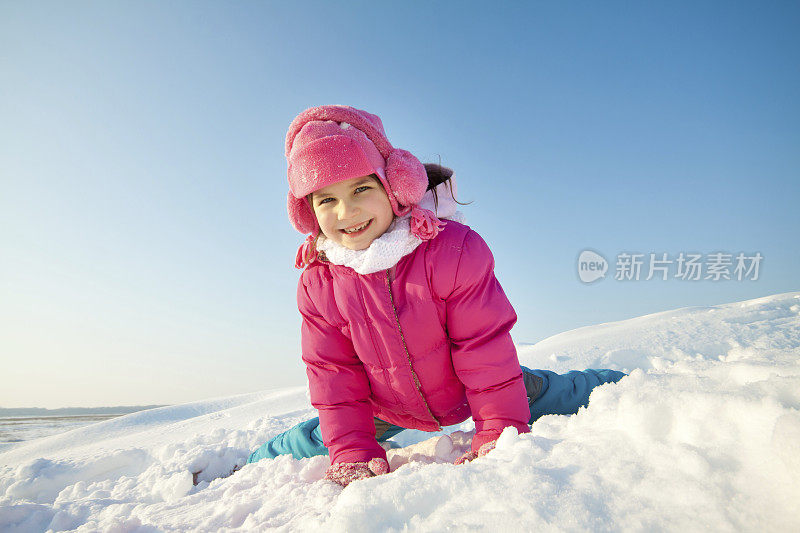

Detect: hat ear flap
386,149,428,207
287,192,318,234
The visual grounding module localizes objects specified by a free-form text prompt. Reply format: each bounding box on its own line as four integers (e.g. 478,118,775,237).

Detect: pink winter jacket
299,220,531,465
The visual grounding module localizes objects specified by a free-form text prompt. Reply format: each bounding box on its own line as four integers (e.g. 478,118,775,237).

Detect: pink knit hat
286,105,445,268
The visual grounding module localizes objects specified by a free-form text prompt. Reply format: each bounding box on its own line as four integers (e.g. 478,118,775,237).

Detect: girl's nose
337,199,359,219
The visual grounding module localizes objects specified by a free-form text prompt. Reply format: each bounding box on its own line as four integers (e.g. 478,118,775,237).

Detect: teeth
343,221,369,233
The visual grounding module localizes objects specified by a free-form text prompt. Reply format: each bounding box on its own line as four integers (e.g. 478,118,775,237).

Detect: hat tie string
409,206,445,241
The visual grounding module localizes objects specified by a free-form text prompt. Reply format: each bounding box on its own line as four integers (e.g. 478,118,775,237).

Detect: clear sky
1,1,798,408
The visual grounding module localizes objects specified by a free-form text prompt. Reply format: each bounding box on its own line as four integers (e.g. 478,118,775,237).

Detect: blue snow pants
247,367,625,463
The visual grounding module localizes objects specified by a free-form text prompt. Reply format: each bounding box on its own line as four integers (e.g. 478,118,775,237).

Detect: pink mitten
324,457,390,487
454,439,496,465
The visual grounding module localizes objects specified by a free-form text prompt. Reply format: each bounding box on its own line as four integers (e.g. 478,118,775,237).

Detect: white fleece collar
317,214,422,275
316,178,466,275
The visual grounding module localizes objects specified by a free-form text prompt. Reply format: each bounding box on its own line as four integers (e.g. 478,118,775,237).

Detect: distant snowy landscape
1,292,798,532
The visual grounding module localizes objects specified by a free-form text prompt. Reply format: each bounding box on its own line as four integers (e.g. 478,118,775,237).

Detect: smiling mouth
341,220,372,235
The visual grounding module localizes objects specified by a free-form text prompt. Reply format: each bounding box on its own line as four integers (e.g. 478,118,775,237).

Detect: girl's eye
316,185,370,206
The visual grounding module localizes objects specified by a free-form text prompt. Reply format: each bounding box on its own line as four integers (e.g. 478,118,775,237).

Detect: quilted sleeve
445,230,531,452
298,274,387,464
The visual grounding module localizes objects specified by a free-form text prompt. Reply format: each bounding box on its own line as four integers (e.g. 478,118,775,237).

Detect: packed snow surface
2,292,799,532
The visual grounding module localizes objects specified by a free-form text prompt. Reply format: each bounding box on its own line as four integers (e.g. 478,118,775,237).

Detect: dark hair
423,162,471,212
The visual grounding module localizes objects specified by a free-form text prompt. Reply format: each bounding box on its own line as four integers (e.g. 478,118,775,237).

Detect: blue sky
1,1,798,408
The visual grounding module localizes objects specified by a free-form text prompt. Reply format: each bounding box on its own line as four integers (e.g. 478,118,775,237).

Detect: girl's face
311,175,394,250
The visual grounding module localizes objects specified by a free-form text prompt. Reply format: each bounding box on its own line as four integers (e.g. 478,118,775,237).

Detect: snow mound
1,292,799,531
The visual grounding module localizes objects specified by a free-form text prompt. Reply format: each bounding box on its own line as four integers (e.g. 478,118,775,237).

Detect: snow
2,292,799,532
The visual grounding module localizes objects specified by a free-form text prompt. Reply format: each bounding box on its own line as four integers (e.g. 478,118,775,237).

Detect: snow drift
1,292,799,532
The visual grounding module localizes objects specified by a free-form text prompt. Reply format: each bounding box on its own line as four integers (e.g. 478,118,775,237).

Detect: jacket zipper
385,269,441,430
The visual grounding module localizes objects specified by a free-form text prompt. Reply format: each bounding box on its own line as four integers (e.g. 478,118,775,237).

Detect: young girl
248,105,625,486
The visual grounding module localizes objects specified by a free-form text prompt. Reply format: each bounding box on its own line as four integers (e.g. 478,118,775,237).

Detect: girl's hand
454,440,497,465
324,457,390,487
